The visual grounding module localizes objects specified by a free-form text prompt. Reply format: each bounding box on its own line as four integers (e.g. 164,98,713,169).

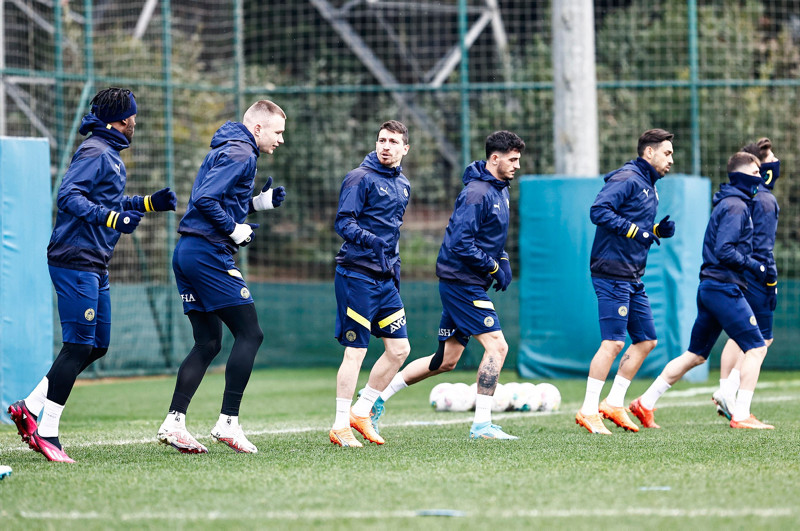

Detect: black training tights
168,303,263,416
46,344,108,405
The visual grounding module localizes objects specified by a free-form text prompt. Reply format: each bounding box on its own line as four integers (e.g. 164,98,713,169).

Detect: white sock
351,385,380,417
473,393,493,424
217,414,239,430
580,377,605,415
332,398,351,430
379,373,408,402
24,377,48,419
719,376,737,405
639,376,671,410
733,389,754,422
164,410,186,429
37,399,65,438
605,375,631,408
729,368,741,390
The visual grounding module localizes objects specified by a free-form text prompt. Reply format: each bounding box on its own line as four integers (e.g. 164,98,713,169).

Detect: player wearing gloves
365,131,525,441
630,151,773,429
712,138,782,420
156,100,286,455
7,88,176,462
576,129,675,435
329,121,412,448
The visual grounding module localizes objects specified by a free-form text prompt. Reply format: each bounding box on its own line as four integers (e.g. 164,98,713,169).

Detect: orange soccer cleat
575,411,612,435
730,415,774,430
350,410,385,445
329,427,364,447
629,398,661,429
599,399,640,432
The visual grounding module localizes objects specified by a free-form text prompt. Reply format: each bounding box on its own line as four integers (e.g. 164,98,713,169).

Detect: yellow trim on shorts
378,308,405,329
346,307,371,329
473,300,495,310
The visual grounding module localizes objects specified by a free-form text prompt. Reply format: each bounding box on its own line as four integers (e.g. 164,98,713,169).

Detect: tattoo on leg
619,353,630,369
477,357,499,394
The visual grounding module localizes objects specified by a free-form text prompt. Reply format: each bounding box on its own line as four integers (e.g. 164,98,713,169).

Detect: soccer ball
429,382,454,411
537,382,561,412
445,382,473,412
469,382,478,410
515,382,541,412
504,382,522,410
491,383,512,412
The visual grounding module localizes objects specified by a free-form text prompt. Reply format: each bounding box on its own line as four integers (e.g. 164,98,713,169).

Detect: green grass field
1,368,799,530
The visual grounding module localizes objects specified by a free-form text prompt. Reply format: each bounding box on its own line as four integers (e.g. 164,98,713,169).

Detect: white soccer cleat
157,423,208,454
211,422,258,454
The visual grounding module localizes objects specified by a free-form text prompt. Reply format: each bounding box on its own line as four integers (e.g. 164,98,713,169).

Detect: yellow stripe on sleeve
473,300,495,310
378,308,405,329
106,212,119,228
626,223,639,238
346,307,371,330
489,261,499,274
145,196,154,212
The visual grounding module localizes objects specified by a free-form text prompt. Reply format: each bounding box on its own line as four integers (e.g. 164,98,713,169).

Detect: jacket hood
462,160,509,189
713,181,754,206
604,158,661,186
361,151,403,177
78,114,130,151
210,121,259,154
727,171,762,198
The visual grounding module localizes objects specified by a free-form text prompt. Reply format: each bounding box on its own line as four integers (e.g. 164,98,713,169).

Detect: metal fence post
688,0,701,176
458,0,470,169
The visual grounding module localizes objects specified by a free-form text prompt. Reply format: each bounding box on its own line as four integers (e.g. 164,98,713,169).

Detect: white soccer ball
429,382,454,411
537,382,561,412
469,382,478,410
515,382,541,412
504,382,522,410
491,383,512,412
445,382,473,412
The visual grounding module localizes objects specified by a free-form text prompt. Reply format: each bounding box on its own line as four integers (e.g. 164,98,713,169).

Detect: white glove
229,223,257,245
252,187,275,211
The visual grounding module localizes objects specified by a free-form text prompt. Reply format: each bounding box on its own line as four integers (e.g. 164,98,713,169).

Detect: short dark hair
90,87,136,122
637,129,674,156
741,137,772,162
485,131,525,159
727,151,760,173
378,120,408,145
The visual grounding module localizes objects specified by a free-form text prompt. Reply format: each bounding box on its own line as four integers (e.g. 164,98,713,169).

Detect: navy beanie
92,91,137,123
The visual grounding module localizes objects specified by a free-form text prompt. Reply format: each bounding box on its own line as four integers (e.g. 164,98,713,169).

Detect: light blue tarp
517,174,711,381
0,137,53,422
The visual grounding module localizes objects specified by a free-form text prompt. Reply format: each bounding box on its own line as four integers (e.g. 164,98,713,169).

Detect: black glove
107,210,143,234
746,258,767,283
767,282,777,312
490,260,510,292
252,176,286,210
145,187,177,212
653,215,675,239
229,223,259,247
370,236,391,273
628,223,660,247
499,257,512,288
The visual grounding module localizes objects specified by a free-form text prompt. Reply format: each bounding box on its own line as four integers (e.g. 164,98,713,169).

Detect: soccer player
630,152,773,429
712,138,780,419
7,88,177,462
329,121,412,448
369,131,525,440
156,100,287,454
576,129,675,435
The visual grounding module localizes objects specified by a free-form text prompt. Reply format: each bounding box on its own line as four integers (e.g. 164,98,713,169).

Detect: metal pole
688,0,701,176
0,0,6,136
54,0,64,171
162,0,178,367
234,0,249,278
458,0,470,169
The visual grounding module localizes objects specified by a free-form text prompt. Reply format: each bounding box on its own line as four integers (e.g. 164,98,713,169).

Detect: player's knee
386,342,410,364
764,338,774,348
602,340,625,356
343,347,367,363
640,339,657,352
746,345,768,361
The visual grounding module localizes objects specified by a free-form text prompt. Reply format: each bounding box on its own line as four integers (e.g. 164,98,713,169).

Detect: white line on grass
19,506,794,522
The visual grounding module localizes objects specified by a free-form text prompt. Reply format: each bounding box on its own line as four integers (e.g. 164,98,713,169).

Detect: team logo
750,315,757,326
345,330,357,342
484,316,495,327
123,215,131,225
643,188,650,197
84,308,95,321
386,315,406,333
380,186,389,194
618,306,628,317
240,287,250,299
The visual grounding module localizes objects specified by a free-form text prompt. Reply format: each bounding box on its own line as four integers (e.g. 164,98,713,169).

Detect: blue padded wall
0,137,53,422
517,175,710,381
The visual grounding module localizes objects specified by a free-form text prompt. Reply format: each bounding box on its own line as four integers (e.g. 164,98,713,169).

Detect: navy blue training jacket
436,160,510,289
750,183,779,282
334,151,411,278
178,121,259,251
589,157,663,282
699,180,759,289
47,114,147,274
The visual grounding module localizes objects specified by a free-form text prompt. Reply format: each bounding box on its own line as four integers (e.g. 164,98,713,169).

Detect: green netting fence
1,0,798,375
